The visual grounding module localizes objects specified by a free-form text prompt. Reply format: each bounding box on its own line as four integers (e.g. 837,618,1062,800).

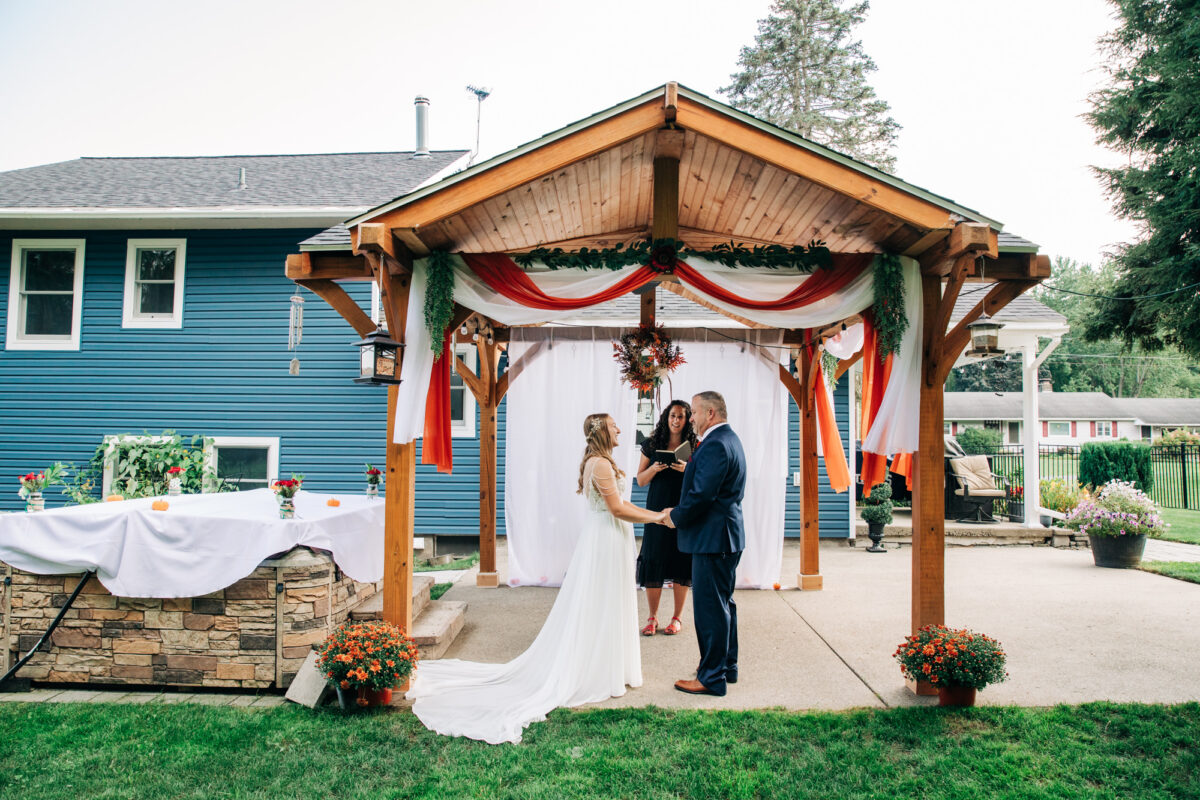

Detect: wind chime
288,289,304,375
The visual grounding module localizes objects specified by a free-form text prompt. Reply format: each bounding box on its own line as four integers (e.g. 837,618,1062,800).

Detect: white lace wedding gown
406,457,642,744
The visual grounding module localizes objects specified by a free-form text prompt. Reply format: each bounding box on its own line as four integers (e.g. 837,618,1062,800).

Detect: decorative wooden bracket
834,351,863,381
295,279,376,338
918,222,995,276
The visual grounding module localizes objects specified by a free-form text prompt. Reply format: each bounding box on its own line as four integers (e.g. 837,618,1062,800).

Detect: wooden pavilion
285,83,1049,693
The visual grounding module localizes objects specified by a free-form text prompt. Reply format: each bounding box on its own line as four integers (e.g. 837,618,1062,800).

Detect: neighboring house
1112,398,1200,440
941,391,1199,445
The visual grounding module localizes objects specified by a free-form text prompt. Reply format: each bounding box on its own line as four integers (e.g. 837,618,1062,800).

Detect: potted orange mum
317,620,419,708
894,625,1008,706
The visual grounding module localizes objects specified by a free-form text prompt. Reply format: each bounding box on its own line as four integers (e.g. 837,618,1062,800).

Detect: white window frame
6,238,86,350
122,238,186,328
205,436,281,491
1007,421,1021,444
1048,421,1071,437
451,344,478,438
100,434,172,496
1096,421,1113,438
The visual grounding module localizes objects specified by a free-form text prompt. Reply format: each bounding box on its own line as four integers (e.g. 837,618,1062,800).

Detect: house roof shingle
0,151,468,209
943,392,1136,421
1111,398,1200,426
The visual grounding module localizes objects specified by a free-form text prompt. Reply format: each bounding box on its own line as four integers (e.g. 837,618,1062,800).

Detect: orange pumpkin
105,494,125,502
326,498,341,507
773,583,781,591
152,499,169,511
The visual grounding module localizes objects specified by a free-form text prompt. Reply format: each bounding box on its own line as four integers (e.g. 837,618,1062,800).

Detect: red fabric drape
673,253,872,311
422,330,454,474
812,346,852,494
461,253,657,309
859,313,892,492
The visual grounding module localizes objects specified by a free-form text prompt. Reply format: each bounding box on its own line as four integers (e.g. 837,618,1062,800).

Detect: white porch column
1021,336,1041,528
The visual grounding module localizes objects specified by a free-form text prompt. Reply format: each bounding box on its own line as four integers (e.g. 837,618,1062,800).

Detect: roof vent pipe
414,96,431,158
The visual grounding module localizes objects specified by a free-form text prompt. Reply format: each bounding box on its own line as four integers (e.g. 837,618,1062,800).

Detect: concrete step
411,600,468,661
349,575,434,621
855,521,1050,546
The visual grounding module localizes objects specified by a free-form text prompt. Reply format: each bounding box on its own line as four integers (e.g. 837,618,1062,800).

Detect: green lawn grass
430,581,453,600
415,552,480,572
2,702,1198,799
1157,509,1200,545
1139,560,1200,585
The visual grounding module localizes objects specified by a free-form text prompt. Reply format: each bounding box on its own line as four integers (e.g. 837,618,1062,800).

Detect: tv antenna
466,85,491,165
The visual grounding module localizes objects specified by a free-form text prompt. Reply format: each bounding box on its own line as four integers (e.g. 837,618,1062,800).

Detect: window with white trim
451,345,478,437
100,434,171,496
1096,421,1113,438
206,437,280,490
1048,421,1071,437
6,239,86,350
122,239,186,328
943,421,952,435
1007,422,1021,444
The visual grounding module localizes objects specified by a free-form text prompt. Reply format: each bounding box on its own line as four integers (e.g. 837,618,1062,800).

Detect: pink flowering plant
1064,479,1164,538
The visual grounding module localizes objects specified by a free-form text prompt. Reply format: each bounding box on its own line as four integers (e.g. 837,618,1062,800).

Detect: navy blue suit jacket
668,424,747,554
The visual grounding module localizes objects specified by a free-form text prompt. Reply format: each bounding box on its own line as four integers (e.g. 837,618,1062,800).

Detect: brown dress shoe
674,678,722,696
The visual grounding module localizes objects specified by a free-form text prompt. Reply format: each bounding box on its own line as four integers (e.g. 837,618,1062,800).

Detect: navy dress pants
690,550,740,695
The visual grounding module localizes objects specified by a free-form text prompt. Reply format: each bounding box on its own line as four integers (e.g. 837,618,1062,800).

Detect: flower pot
937,685,977,707
168,478,182,497
25,491,44,513
365,484,379,498
1090,533,1147,568
1008,502,1024,523
279,498,295,520
865,521,887,553
1040,514,1054,528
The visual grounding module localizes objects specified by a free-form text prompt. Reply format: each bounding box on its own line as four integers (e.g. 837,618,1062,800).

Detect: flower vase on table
365,464,382,498
25,491,44,513
19,464,66,513
166,466,184,496
273,475,303,520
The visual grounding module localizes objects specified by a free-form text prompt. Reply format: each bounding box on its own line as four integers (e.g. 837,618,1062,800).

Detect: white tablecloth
0,489,384,598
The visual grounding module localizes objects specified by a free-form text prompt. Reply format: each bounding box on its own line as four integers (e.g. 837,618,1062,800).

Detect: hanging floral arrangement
613,323,686,394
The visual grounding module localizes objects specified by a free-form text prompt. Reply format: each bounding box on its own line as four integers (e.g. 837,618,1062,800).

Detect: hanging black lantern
965,313,1004,358
354,329,405,385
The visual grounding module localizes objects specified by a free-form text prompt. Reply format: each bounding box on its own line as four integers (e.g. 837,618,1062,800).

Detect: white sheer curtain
503,328,639,587
663,330,789,589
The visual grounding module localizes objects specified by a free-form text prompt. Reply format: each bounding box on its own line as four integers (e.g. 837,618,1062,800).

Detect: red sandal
641,616,658,636
663,616,683,635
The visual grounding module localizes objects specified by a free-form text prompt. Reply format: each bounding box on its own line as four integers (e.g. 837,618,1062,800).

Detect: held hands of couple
660,508,676,528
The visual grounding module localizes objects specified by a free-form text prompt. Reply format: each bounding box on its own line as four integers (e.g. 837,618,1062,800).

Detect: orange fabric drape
673,253,872,310
461,253,657,308
804,330,851,494
858,313,892,492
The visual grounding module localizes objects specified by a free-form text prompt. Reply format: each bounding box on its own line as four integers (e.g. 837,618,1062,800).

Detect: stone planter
1090,533,1147,568
938,685,977,707
1,549,380,690
865,521,887,553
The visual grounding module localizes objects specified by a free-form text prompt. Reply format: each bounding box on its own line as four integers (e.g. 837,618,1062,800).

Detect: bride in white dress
406,413,670,744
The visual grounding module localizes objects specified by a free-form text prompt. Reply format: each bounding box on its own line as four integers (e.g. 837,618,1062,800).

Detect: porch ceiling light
965,313,1004,358
354,328,405,385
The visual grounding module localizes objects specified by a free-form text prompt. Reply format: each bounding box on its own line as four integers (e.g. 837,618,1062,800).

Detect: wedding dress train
406,458,641,744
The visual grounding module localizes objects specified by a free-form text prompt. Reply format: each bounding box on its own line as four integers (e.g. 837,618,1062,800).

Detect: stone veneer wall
0,549,379,689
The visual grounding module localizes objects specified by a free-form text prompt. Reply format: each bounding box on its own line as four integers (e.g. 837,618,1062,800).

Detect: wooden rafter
918,222,996,276
295,279,375,338
285,252,372,282
834,351,862,380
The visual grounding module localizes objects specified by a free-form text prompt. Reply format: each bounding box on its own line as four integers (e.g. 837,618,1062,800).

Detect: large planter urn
1090,533,1147,568
865,522,887,553
25,491,44,513
938,685,977,707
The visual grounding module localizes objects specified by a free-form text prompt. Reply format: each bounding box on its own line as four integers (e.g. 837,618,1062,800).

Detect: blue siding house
0,150,854,540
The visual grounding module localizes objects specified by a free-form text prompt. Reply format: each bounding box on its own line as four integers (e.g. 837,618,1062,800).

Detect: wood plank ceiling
415,130,922,255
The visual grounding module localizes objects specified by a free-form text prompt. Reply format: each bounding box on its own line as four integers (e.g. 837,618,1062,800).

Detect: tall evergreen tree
722,0,900,171
1085,0,1200,357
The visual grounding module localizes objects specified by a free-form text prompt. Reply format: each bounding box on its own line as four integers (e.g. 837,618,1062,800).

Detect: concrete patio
433,538,1200,711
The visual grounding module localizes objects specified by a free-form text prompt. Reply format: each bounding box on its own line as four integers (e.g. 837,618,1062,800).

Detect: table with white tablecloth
0,489,384,598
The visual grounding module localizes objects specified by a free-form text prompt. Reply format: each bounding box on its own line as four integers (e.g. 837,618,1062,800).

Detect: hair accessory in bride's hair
588,417,606,434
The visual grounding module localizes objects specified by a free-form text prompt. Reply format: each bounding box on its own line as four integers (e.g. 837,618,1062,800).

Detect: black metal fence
966,443,1200,511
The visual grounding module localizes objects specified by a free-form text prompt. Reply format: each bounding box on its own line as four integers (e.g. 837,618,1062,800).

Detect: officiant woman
635,400,699,636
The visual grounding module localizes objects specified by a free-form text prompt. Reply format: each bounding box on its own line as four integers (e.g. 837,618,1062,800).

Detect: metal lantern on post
965,313,1004,358
354,328,405,385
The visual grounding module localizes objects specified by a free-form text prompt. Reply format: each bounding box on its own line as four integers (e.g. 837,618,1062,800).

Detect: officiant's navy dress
635,439,692,589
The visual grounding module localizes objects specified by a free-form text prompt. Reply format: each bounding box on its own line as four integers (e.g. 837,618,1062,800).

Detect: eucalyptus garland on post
424,250,456,358
872,252,906,358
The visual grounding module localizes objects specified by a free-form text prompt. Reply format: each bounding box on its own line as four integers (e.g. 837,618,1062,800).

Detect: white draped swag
391,252,924,587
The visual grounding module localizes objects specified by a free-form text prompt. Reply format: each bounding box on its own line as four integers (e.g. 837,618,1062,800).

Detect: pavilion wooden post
475,338,501,588
778,344,822,591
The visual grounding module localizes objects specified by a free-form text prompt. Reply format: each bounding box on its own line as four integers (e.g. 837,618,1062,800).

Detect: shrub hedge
1078,440,1153,491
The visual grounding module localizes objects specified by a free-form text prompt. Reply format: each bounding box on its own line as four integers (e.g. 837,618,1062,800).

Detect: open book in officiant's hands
652,441,693,465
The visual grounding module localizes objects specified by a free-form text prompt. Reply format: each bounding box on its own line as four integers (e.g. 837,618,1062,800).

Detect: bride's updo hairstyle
577,413,625,494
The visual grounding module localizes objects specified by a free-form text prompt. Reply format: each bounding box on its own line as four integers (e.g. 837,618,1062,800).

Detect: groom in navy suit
665,390,746,696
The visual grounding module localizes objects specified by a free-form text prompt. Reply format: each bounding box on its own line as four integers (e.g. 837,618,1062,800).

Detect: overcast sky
0,0,1133,266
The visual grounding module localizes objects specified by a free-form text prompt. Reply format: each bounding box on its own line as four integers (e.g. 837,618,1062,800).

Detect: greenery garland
872,252,906,359
512,238,832,272
820,350,840,384
424,250,456,358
